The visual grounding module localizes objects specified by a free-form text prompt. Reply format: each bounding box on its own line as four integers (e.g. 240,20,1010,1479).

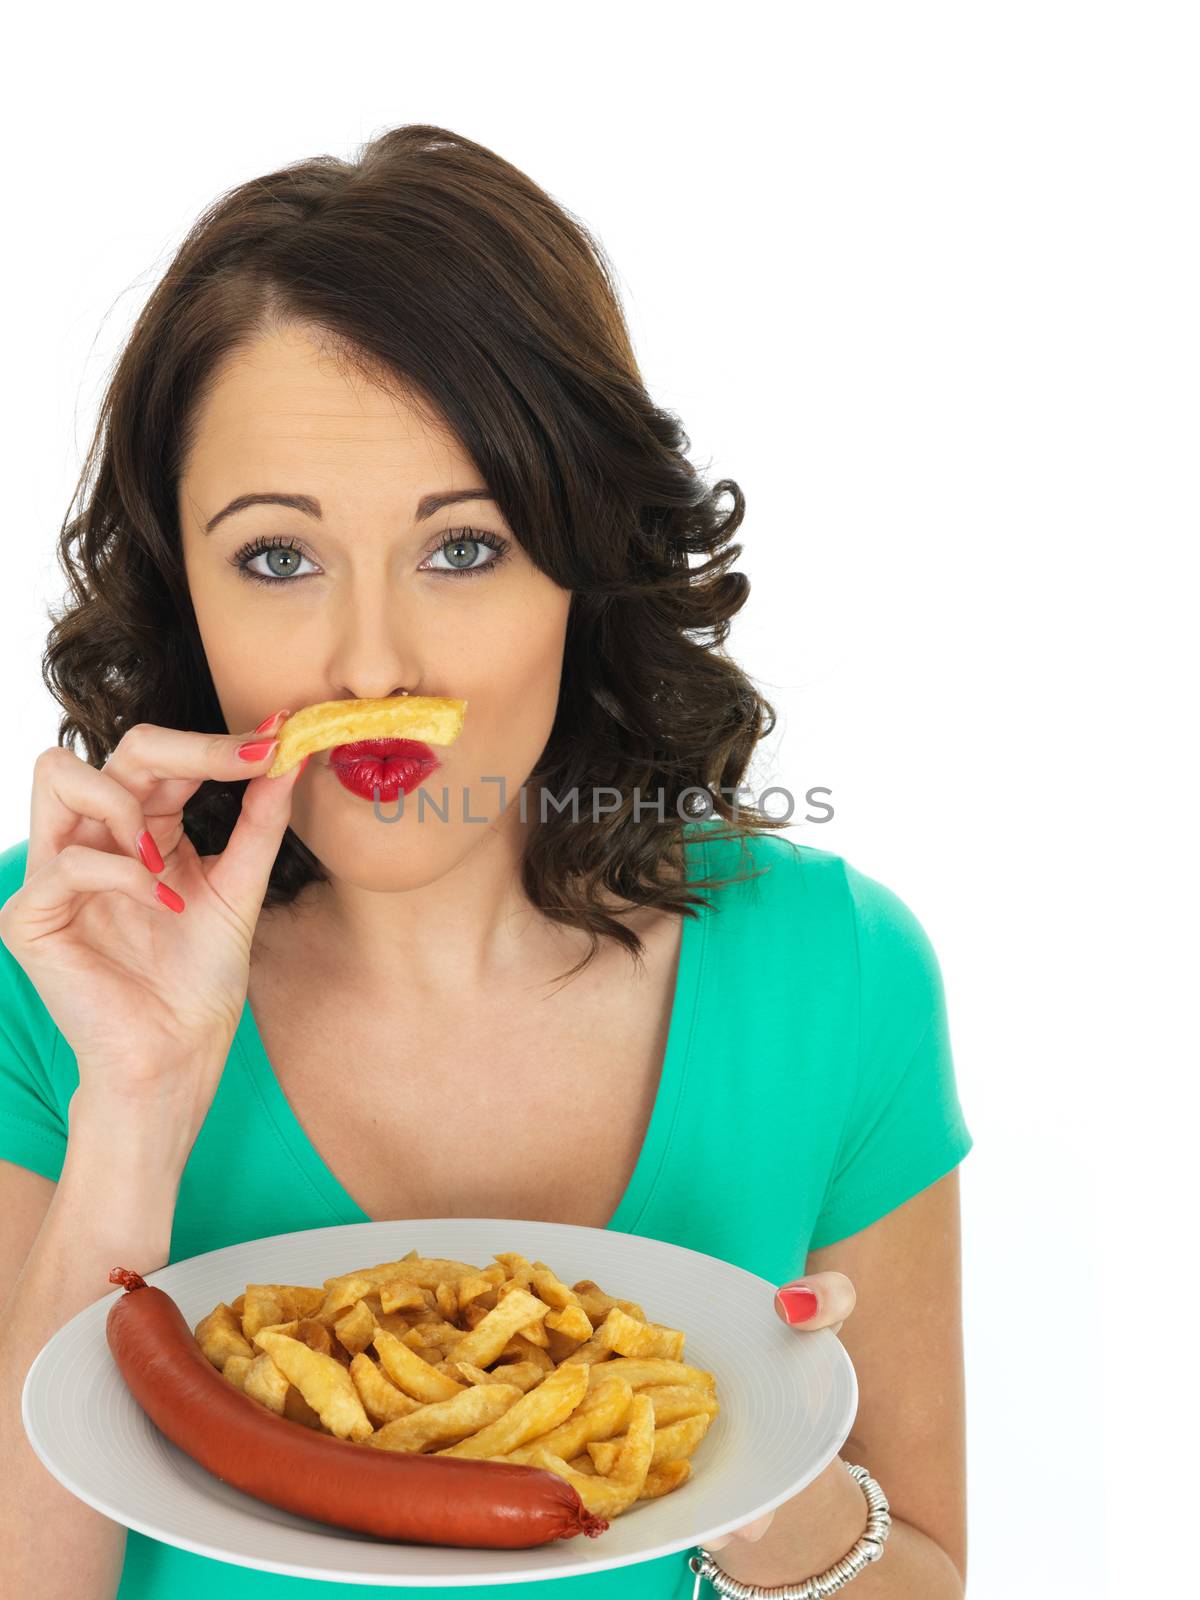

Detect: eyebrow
202,487,496,535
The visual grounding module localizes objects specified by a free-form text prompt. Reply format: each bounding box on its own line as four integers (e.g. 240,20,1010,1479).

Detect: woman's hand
704,1271,858,1550
0,709,304,1133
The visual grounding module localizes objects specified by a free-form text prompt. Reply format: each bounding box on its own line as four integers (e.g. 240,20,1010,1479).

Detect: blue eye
229,528,510,586
420,529,508,578
230,536,319,585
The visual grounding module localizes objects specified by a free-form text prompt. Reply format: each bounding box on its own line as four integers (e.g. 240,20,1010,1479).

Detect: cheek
186,573,298,727
466,594,567,699
455,593,568,760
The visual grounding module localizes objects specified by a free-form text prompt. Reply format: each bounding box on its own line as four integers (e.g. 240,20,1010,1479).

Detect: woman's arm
711,1168,968,1596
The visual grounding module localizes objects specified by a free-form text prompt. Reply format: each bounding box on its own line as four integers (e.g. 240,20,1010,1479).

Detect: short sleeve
0,837,69,1183
808,863,973,1249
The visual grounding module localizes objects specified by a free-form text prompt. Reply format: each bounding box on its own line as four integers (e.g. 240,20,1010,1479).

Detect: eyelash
228,527,510,586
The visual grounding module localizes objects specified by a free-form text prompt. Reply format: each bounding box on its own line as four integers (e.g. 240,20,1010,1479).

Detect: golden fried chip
240,1286,288,1342
240,1284,325,1339
527,1392,655,1517
497,1332,555,1370
267,696,467,776
220,1353,254,1390
454,1266,507,1310
588,1407,713,1472
578,1355,716,1391
294,1317,335,1357
529,1263,594,1341
194,1303,255,1369
254,1328,374,1441
639,1459,692,1499
594,1305,685,1360
332,1299,378,1356
242,1351,290,1414
250,1318,301,1346
448,1287,550,1370
554,1331,618,1366
368,1382,523,1453
493,1252,535,1285
571,1281,648,1323
435,1360,590,1459
314,1275,376,1325
283,1384,325,1430
503,1376,633,1466
349,1352,422,1425
433,1280,459,1320
378,1279,429,1314
372,1327,466,1402
639,1383,722,1425
452,1359,546,1393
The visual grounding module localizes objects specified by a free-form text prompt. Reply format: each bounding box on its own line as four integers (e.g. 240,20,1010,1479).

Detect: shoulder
687,819,945,1001
686,817,850,903
684,817,860,933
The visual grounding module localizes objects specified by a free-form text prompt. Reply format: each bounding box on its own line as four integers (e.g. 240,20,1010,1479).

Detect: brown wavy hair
41,123,793,979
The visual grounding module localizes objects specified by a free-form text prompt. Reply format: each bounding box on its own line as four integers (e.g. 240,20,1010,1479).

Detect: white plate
23,1218,857,1586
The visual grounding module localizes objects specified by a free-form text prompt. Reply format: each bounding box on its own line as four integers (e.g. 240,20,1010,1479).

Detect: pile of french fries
194,1248,720,1519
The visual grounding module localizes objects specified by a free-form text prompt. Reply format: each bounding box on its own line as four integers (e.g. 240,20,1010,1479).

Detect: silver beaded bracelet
688,1462,892,1600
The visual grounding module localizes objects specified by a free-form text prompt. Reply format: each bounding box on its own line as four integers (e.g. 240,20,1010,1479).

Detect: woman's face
177,322,572,892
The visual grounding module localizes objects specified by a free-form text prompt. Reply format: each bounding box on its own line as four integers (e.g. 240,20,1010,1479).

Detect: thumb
774,1271,856,1336
205,754,307,922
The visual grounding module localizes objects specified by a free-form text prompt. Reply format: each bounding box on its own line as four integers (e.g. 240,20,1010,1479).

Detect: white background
3,4,1195,1595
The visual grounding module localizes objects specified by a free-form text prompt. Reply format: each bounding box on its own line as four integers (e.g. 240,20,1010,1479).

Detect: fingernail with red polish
254,708,291,734
154,881,185,914
237,739,279,762
776,1285,819,1324
135,829,164,874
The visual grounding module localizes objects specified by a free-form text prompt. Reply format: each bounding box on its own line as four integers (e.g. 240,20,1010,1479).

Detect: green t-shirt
0,818,973,1599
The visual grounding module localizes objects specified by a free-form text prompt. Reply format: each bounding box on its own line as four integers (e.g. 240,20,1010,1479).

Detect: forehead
181,324,471,485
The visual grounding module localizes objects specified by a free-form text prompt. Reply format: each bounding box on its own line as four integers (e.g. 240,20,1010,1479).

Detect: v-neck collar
234,826,712,1235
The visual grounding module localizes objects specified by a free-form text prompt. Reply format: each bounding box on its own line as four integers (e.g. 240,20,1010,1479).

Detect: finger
0,843,182,945
773,1271,856,1332
100,718,291,810
203,758,306,920
27,746,172,881
706,1509,777,1550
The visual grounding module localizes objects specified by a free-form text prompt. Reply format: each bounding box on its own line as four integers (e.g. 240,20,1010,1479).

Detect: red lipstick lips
329,738,440,801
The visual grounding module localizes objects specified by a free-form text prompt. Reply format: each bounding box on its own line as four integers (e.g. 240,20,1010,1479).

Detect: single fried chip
332,1299,378,1356
372,1327,466,1402
266,696,468,776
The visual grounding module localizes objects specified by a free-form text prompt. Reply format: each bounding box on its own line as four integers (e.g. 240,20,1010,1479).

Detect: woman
0,125,972,1599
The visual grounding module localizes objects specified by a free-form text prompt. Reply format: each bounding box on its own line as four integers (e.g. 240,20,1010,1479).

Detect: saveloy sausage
106,1267,611,1547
